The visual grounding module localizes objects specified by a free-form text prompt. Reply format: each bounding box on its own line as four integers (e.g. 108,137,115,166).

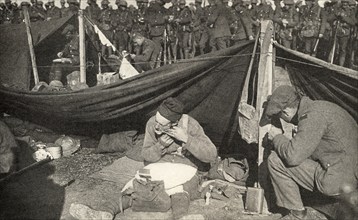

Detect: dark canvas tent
0,18,357,152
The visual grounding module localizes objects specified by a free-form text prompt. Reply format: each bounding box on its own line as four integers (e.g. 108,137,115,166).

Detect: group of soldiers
1,0,357,68
0,0,81,23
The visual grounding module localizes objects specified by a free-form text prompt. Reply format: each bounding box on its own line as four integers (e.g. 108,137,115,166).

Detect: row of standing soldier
1,0,357,68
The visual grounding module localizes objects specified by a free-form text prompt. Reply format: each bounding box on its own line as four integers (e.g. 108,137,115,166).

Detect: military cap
48,0,55,3
101,0,109,4
5,0,11,3
195,0,202,3
136,0,143,2
158,97,184,122
60,0,65,3
284,0,294,5
142,0,149,2
179,0,186,4
132,32,144,40
265,85,300,117
37,0,43,4
251,0,258,3
67,0,77,3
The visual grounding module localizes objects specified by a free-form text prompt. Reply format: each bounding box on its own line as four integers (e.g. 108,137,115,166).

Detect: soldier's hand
159,134,174,147
318,33,323,38
57,52,63,58
166,126,188,143
248,35,254,41
130,54,136,59
267,125,283,141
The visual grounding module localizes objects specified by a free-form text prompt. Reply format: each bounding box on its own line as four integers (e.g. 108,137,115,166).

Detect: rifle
328,20,339,64
163,28,167,65
312,38,320,57
155,43,163,68
349,26,356,68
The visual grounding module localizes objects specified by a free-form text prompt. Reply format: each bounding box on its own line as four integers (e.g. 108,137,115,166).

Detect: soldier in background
99,0,113,58
319,0,339,60
174,0,192,59
146,0,169,66
132,0,149,38
29,0,46,22
61,0,79,17
299,0,326,56
129,33,159,72
252,0,274,32
192,0,209,55
231,0,254,45
12,2,21,23
46,0,61,20
207,0,232,51
273,0,299,49
84,0,101,22
331,0,357,66
60,0,67,16
2,0,15,24
49,24,79,85
111,0,133,53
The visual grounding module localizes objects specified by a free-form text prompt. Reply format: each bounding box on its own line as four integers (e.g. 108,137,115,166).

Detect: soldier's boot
184,49,190,59
171,192,190,220
179,49,184,60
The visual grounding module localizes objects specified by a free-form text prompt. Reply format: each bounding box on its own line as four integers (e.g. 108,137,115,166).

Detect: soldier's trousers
338,36,349,66
268,151,336,211
194,30,209,54
303,37,317,55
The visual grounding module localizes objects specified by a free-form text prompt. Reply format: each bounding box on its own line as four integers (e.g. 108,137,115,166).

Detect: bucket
46,144,62,159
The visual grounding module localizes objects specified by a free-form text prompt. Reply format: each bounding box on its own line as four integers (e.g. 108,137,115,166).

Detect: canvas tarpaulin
275,43,358,121
0,42,254,149
0,16,74,90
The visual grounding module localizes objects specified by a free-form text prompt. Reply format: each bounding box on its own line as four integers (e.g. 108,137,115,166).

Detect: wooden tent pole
256,20,274,214
23,5,39,86
79,10,86,83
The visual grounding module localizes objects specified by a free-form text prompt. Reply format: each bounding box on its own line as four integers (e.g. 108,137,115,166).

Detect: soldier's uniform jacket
322,3,339,39
132,7,148,37
192,5,207,32
272,97,358,196
273,7,299,40
142,114,217,169
253,3,274,21
176,6,192,32
333,6,357,37
146,3,168,37
61,34,80,65
46,6,61,20
299,4,326,37
207,4,232,39
99,7,112,31
84,4,101,22
2,6,14,24
29,5,46,22
231,8,254,41
133,38,158,68
111,8,133,32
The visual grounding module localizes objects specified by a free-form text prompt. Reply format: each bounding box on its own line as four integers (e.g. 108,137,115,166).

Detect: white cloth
93,25,116,51
122,163,197,195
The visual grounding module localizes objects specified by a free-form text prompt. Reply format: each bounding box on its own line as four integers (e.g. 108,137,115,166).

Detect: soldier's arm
287,10,299,27
141,117,165,163
341,12,356,26
272,111,326,166
182,119,217,163
242,15,254,38
135,43,154,62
